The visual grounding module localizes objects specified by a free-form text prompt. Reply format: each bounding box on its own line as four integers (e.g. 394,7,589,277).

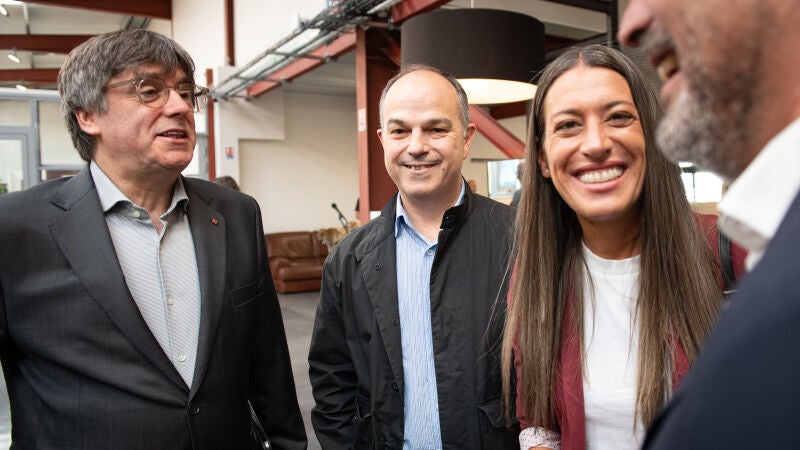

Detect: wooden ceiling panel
20,0,171,20
0,35,94,55
0,68,60,83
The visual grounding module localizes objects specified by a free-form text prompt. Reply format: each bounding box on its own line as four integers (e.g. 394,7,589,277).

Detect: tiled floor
278,290,323,450
0,290,323,450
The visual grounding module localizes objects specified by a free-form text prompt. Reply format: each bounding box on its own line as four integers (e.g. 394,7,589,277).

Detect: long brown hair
501,44,722,429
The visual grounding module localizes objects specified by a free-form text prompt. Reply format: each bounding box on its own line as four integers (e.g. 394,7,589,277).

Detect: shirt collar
394,181,466,238
718,117,800,270
90,160,189,215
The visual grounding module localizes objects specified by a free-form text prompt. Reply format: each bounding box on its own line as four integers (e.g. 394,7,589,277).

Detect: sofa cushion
266,232,328,260
277,265,324,281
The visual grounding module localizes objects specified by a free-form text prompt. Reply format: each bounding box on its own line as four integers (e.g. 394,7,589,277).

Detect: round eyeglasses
105,77,209,113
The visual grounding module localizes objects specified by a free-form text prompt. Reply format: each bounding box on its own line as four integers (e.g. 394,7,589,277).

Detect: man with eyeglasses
0,29,306,449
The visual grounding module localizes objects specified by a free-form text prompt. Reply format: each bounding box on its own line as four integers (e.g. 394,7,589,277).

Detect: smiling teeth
657,53,678,82
161,131,185,138
579,167,623,184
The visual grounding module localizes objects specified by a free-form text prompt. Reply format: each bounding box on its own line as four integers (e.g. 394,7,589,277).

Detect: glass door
0,134,27,194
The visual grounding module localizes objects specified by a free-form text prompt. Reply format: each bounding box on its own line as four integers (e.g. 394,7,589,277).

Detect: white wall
172,0,226,87
38,101,81,166
239,91,358,233
213,80,286,182
234,0,327,64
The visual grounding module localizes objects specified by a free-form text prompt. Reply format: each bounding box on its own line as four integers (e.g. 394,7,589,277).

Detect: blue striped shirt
395,185,465,450
91,162,201,388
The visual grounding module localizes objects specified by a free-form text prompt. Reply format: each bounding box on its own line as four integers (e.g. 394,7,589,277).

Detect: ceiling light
401,8,545,105
8,49,20,63
16,84,27,91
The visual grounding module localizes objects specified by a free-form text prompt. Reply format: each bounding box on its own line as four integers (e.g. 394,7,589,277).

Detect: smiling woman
501,44,742,450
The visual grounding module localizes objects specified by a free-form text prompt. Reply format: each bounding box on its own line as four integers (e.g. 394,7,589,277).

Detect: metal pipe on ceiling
209,0,393,100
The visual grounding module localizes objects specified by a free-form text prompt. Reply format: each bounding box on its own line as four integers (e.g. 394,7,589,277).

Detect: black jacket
309,185,519,449
0,167,306,449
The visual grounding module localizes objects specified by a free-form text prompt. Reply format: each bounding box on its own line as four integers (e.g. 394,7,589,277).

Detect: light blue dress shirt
395,184,465,450
91,162,201,388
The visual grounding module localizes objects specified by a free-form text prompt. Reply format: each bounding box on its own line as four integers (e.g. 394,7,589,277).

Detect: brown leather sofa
265,231,329,293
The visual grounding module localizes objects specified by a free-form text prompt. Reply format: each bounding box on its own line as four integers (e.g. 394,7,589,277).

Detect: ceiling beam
379,34,401,66
246,31,357,98
0,68,59,83
0,34,94,54
391,0,453,24
489,101,528,120
19,0,171,20
470,105,525,159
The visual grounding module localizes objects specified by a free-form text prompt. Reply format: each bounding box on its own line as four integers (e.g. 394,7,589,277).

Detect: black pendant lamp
401,8,545,105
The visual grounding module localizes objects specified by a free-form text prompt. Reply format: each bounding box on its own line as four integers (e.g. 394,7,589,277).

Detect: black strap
249,400,271,449
718,231,736,294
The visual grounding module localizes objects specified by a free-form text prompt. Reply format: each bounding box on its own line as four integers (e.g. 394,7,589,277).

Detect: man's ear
75,110,101,136
462,123,477,160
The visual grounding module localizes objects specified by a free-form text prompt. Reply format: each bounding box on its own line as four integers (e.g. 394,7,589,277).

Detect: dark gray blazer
643,190,800,449
0,166,306,449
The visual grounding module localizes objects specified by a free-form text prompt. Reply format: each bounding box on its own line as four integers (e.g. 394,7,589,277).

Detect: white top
519,245,642,450
582,245,643,450
718,117,800,271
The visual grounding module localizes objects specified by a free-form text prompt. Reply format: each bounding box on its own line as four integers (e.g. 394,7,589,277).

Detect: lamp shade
401,8,545,104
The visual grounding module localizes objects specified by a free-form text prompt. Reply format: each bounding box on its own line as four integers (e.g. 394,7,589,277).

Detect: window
680,162,725,203
487,158,523,201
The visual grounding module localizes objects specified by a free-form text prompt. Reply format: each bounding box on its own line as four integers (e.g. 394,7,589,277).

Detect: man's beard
656,87,739,182
655,40,757,182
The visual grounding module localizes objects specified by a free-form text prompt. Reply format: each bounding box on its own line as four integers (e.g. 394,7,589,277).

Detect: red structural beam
469,105,526,159
355,27,400,223
489,101,528,120
391,0,453,23
379,35,401,66
225,0,235,66
20,0,171,19
0,68,60,83
246,31,357,98
0,34,94,54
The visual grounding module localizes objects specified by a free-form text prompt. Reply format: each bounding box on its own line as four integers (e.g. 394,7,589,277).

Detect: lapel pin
210,218,218,225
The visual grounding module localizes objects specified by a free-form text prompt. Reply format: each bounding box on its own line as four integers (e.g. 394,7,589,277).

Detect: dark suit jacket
643,191,800,448
0,166,306,449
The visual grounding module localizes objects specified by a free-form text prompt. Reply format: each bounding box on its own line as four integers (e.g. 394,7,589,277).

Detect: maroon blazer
514,213,746,449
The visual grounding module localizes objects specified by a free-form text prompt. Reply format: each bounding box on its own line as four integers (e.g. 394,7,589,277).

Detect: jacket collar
355,179,474,261
393,181,467,238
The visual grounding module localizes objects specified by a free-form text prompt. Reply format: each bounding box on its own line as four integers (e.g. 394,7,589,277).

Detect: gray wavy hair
58,29,195,161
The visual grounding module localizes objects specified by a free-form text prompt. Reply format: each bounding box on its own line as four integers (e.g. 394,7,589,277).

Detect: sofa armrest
269,257,291,277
